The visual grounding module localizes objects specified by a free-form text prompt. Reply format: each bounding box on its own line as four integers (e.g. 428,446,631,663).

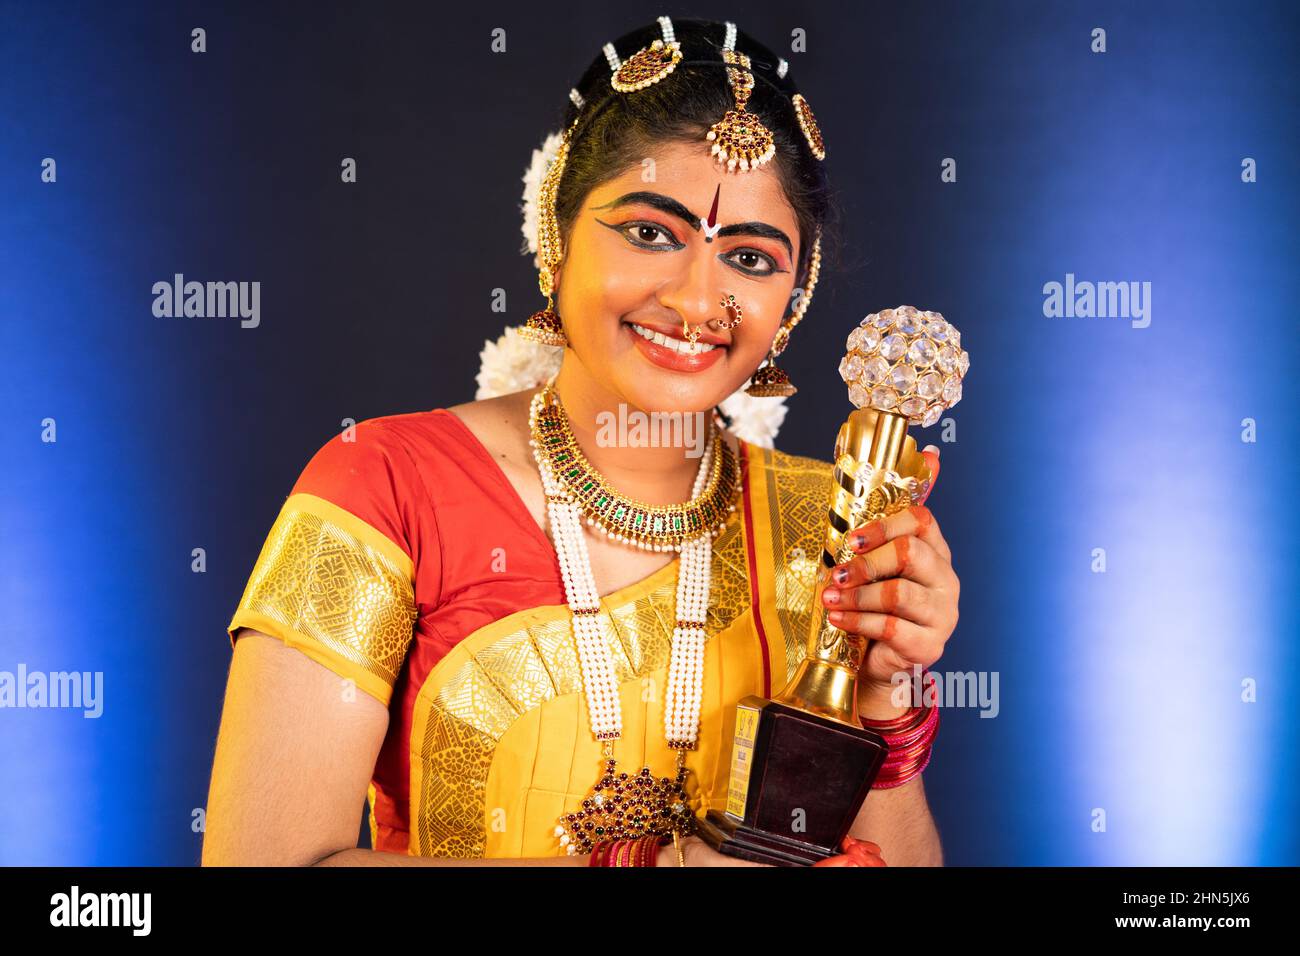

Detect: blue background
1,0,1296,865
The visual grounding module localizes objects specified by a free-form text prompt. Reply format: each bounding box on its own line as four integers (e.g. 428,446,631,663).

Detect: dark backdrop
2,0,1297,865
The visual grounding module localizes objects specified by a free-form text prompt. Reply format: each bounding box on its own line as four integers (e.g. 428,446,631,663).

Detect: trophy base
696,809,834,866
695,696,889,867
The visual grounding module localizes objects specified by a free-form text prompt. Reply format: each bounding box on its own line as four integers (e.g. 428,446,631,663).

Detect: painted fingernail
850,533,865,549
923,444,939,456
822,588,840,605
834,567,849,584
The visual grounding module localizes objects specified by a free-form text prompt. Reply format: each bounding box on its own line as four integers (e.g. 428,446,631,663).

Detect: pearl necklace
528,384,737,854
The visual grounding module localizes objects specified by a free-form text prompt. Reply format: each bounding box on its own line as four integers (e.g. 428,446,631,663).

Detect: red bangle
591,835,666,867
641,834,664,867
596,839,622,868
861,669,940,789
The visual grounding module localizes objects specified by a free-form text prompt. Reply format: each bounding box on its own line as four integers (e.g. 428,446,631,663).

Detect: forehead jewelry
792,93,826,160
611,15,682,91
706,48,775,172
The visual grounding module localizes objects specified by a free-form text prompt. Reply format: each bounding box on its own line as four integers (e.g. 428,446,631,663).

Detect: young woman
203,16,959,868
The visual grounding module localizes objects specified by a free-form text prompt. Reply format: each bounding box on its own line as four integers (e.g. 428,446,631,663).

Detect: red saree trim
738,439,773,699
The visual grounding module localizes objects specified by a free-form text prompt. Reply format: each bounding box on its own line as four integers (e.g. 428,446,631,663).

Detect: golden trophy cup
698,305,969,864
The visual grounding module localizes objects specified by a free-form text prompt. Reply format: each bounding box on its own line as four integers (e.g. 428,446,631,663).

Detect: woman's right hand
657,834,773,867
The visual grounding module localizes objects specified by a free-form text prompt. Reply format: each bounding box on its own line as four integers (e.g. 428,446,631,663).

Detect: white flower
475,325,564,400
718,388,789,448
520,129,565,268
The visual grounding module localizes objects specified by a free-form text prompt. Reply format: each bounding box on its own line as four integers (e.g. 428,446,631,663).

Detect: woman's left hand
812,835,888,867
818,446,959,700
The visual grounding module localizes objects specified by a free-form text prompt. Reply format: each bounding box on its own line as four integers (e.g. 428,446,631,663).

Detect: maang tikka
706,48,775,173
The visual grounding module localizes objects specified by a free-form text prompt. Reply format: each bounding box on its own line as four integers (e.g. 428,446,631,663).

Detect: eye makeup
595,217,787,276
589,190,794,269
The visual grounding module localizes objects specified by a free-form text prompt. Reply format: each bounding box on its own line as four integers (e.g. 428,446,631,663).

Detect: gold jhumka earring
516,112,578,348
743,223,822,397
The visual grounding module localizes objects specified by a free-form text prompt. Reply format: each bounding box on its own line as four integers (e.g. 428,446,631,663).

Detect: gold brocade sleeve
226,492,418,707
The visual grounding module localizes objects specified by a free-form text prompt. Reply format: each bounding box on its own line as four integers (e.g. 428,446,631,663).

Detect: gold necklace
531,385,739,551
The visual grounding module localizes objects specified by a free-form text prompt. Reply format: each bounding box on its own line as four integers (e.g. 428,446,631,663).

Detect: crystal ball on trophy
839,305,970,427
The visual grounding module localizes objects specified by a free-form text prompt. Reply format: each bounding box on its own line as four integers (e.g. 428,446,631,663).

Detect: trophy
697,305,969,865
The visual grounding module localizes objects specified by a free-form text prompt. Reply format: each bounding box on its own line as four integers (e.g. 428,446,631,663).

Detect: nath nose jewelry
681,294,744,345
715,294,743,330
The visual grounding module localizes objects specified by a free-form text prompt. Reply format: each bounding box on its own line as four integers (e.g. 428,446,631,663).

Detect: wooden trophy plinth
696,696,887,865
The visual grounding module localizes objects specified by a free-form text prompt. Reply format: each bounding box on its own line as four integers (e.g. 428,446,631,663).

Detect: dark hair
551,17,839,321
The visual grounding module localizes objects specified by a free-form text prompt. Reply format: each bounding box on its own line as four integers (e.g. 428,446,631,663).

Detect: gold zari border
227,492,418,707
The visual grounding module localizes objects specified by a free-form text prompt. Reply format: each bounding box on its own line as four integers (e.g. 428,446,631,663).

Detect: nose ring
715,294,744,330
681,295,744,344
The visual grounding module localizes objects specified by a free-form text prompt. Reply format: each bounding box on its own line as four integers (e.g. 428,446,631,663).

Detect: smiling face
551,139,802,416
